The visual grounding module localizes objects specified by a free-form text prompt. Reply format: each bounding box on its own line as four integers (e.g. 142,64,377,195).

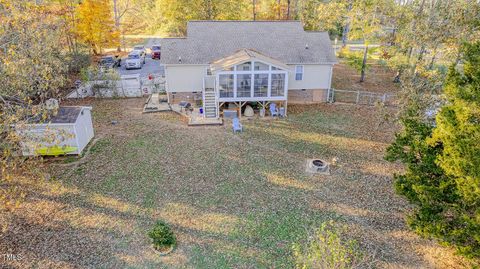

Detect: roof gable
160,21,337,65
210,49,289,72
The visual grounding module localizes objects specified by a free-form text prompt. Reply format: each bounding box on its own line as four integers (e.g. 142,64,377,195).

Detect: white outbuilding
17,106,94,156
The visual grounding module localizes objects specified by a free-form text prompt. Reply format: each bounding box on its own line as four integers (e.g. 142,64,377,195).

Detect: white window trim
295,65,304,81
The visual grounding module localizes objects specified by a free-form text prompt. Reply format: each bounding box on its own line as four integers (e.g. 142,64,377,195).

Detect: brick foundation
168,92,202,105
287,89,328,104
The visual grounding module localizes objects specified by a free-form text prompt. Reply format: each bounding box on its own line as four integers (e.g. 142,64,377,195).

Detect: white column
233,73,237,98
250,66,254,98
267,65,272,97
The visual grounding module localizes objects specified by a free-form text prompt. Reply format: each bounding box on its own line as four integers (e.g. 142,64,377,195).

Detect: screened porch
210,49,289,103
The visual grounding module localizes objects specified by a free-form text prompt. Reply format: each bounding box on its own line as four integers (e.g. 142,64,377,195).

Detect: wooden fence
327,88,397,106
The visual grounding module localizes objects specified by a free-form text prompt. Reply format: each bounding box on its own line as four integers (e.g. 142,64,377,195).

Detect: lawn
0,98,471,268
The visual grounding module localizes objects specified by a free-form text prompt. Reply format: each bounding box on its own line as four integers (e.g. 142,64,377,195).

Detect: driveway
117,57,164,78
117,37,164,78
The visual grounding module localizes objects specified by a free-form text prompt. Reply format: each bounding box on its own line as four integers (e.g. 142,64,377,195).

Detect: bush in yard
292,221,376,269
148,221,176,251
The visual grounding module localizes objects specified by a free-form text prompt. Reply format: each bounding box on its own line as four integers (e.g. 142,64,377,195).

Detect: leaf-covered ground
0,98,472,268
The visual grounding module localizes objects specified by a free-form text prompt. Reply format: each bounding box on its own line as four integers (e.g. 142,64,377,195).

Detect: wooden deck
143,93,171,113
170,104,223,126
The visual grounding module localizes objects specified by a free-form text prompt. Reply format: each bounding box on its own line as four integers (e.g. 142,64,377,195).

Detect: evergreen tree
387,42,480,259
428,42,480,258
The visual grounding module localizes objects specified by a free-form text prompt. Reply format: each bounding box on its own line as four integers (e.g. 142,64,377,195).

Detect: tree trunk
341,24,349,48
253,0,256,20
205,0,213,20
277,0,281,20
113,0,121,52
360,45,368,82
287,0,291,20
341,1,353,48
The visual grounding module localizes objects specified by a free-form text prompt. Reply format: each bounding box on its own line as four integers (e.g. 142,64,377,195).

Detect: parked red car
151,45,161,59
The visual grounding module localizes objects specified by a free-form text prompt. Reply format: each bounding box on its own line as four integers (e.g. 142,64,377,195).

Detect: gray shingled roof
49,107,82,124
160,21,337,65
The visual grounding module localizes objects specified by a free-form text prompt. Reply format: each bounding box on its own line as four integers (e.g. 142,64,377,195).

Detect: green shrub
292,221,376,269
148,221,176,251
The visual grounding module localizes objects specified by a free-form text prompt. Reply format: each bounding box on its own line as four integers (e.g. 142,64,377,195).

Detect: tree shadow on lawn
66,119,421,267
2,99,454,269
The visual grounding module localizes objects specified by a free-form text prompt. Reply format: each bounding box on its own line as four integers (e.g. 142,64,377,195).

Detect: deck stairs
203,76,219,118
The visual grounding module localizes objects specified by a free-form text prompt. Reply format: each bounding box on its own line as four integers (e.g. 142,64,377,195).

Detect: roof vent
305,43,309,49
178,56,182,63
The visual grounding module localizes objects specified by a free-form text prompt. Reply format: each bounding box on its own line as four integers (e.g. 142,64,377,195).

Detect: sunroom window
271,73,285,96
254,74,268,97
237,74,251,97
254,62,269,71
237,62,251,71
219,74,234,98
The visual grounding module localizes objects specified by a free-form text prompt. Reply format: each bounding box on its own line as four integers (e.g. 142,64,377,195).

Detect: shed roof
160,21,337,65
49,107,83,123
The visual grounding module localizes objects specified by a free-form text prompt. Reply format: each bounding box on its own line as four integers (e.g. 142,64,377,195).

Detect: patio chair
232,118,243,133
269,103,279,117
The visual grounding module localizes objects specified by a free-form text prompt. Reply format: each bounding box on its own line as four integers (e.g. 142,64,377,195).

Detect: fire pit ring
306,159,330,175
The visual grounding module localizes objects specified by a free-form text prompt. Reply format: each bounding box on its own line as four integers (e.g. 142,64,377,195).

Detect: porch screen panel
219,74,234,98
237,74,251,98
254,74,268,97
271,73,285,97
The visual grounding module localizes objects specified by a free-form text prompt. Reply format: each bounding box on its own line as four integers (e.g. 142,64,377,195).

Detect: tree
112,0,139,51
386,42,480,260
0,0,78,226
301,0,322,30
75,0,119,54
156,0,249,35
428,42,480,258
383,0,480,83
317,0,387,82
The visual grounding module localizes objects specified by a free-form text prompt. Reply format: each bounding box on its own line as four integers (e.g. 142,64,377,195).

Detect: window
254,74,268,97
271,74,285,96
254,62,269,71
219,74,234,98
237,62,251,71
295,65,303,80
237,74,251,97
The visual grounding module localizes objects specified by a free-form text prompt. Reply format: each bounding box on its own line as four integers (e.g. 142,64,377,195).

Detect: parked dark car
99,55,121,69
151,45,161,60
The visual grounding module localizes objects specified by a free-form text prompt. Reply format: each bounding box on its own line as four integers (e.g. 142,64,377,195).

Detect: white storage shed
17,106,94,156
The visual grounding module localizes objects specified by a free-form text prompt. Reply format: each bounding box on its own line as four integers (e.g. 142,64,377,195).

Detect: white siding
287,64,333,90
165,65,208,92
165,64,333,93
74,108,94,153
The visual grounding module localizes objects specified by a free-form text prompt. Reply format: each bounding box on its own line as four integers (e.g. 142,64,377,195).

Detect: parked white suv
125,52,144,70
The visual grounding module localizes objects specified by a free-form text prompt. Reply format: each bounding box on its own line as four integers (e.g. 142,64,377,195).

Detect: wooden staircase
203,76,219,119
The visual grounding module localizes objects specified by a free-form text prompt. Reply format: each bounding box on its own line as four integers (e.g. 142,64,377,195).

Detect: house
16,106,94,156
159,21,337,118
